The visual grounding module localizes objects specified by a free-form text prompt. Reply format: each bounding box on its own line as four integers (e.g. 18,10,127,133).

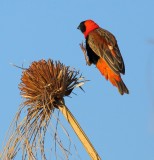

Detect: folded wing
87,28,125,75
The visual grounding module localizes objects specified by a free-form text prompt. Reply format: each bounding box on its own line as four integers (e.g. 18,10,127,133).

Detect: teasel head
19,59,85,117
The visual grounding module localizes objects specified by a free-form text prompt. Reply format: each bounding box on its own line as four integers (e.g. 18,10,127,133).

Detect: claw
79,42,91,66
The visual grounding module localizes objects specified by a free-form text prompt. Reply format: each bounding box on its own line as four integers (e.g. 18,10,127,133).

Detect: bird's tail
115,79,129,95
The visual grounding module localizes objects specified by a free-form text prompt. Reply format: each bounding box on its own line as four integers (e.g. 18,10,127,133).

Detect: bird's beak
77,25,80,30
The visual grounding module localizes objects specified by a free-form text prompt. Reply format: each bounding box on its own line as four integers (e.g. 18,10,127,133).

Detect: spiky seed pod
19,59,84,108
1,59,85,160
19,59,84,126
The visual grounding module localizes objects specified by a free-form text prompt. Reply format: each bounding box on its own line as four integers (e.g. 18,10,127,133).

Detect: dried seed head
19,59,85,109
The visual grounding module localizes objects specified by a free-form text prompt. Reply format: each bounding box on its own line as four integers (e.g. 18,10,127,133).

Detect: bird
77,19,129,95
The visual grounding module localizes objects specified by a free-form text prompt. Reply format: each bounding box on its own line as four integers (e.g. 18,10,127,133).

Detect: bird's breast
86,41,100,65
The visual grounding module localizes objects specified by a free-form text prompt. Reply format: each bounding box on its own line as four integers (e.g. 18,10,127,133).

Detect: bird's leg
79,42,92,66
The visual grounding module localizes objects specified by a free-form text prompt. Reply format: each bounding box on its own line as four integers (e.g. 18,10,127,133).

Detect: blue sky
0,0,154,159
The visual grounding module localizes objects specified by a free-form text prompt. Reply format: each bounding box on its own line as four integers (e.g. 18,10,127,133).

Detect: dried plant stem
58,105,101,160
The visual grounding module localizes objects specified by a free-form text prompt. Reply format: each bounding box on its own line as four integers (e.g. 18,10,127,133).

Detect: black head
77,21,86,33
